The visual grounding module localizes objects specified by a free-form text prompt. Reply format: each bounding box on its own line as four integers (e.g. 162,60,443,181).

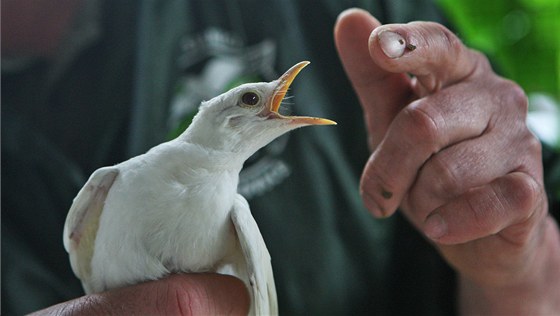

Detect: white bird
63,61,335,315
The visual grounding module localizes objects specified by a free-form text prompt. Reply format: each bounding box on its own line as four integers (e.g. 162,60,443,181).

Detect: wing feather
230,194,278,315
63,167,118,291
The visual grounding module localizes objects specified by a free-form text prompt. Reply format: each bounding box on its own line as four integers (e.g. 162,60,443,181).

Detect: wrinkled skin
31,274,250,316
334,9,560,315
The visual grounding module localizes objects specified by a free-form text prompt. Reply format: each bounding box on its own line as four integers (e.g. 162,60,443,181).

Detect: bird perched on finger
63,61,336,315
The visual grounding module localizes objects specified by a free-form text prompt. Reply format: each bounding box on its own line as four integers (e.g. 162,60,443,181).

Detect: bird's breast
89,149,244,290
142,168,241,272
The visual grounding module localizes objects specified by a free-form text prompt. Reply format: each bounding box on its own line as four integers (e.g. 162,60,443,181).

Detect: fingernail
378,30,406,58
424,213,447,239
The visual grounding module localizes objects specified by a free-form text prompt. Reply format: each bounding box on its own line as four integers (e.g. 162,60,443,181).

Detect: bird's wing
63,166,119,290
231,194,278,315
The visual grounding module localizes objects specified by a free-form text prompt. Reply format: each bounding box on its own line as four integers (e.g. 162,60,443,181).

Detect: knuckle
470,174,540,237
421,23,465,73
505,116,542,170
470,49,491,72
425,153,463,199
466,192,495,232
436,24,488,79
517,133,544,177
414,21,462,54
466,184,509,234
524,132,542,157
498,173,546,247
499,79,528,114
400,102,442,150
510,82,528,109
507,174,541,218
509,83,528,114
437,23,463,55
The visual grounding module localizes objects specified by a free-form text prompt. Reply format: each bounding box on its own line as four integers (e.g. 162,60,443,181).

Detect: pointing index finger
369,22,488,95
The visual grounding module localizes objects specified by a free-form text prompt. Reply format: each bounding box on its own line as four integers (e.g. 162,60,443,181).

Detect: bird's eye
240,92,260,107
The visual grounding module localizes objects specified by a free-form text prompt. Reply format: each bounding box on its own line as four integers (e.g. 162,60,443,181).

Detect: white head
181,61,336,160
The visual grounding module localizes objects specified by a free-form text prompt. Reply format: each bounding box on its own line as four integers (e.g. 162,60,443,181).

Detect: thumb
31,274,250,315
369,21,486,95
334,8,415,150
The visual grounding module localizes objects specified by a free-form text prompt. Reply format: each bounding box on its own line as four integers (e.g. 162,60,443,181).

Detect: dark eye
240,92,260,107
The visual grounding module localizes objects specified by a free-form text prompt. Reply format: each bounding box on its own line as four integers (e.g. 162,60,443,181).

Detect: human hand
334,8,560,314
30,273,249,315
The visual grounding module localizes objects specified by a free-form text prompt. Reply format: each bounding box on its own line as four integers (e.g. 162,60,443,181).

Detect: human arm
30,274,249,316
334,8,560,314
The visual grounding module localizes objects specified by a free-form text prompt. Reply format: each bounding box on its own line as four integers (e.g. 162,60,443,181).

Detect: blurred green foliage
437,0,560,100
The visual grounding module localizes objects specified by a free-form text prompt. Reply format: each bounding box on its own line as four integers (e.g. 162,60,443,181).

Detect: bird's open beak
264,61,337,126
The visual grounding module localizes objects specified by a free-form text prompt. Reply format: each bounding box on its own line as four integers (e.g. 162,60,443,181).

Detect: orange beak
266,61,337,126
